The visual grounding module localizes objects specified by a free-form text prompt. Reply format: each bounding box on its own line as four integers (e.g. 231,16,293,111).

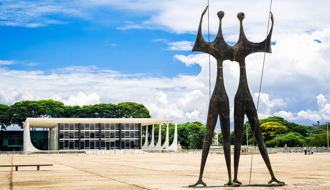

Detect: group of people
304,146,313,155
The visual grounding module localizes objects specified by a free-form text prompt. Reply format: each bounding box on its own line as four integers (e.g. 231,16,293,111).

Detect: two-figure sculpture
190,6,284,187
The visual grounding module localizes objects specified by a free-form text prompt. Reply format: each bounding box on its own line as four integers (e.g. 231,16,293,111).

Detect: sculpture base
184,183,286,188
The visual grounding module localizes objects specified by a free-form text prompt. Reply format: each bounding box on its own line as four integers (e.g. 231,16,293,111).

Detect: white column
23,120,40,154
168,119,178,151
147,124,155,149
142,125,149,149
153,123,162,150
162,122,169,149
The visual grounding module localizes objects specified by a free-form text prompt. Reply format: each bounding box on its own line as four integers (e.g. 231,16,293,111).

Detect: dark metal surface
189,6,284,187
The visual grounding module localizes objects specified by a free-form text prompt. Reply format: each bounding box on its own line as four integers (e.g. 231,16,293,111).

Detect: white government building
23,117,178,153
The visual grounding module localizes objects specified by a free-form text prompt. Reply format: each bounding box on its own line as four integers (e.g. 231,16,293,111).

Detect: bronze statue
190,6,284,187
189,6,234,187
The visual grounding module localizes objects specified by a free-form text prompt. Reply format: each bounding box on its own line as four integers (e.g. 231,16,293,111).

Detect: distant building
23,118,178,153
212,128,221,145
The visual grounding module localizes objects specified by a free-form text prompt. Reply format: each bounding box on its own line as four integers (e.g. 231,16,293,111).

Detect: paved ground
0,152,329,190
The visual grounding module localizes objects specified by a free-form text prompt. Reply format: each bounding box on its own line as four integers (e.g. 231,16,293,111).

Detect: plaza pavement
0,152,329,189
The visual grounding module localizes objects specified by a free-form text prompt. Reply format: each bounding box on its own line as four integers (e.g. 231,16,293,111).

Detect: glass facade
58,123,141,150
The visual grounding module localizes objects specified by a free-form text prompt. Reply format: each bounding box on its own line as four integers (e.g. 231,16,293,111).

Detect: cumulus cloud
0,60,15,65
63,92,100,107
167,41,194,51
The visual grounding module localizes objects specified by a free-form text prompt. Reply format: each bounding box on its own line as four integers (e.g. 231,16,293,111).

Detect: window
64,140,69,148
115,131,119,138
80,142,84,149
125,124,129,130
80,132,84,139
131,141,135,148
59,141,64,149
90,141,94,149
115,124,120,130
120,124,125,130
121,141,125,149
130,132,134,138
65,124,69,130
90,123,94,130
85,140,89,147
85,132,89,138
90,132,94,138
70,124,74,130
95,131,100,138
110,124,114,130
125,140,130,149
69,132,74,139
110,132,114,138
69,141,74,149
75,124,79,130
59,124,64,130
75,132,79,138
95,124,100,130
64,132,69,138
105,132,110,138
59,132,64,139
135,131,139,138
75,140,79,148
80,124,84,130
101,124,104,130
115,140,120,148
105,124,110,130
135,124,139,130
96,141,100,149
120,132,124,138
125,131,129,138
130,123,134,130
101,141,105,148
101,132,105,138
85,124,89,130
135,140,140,148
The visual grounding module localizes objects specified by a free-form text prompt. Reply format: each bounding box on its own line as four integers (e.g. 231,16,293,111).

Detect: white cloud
0,60,15,65
167,41,194,51
63,92,100,107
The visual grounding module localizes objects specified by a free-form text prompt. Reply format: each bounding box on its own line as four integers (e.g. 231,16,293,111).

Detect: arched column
168,119,178,151
162,122,169,149
153,123,162,150
142,125,149,149
147,124,155,149
23,120,40,154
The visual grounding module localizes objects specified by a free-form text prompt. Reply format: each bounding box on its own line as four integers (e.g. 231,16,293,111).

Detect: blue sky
1,0,330,128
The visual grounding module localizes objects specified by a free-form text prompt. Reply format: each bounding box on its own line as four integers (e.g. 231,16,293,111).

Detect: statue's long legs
219,100,235,186
233,99,244,185
189,100,218,187
245,100,284,184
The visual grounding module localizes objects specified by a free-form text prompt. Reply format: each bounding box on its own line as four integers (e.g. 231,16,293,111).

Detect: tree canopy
0,100,151,129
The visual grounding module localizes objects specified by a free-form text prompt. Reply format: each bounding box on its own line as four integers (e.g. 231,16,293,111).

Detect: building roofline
24,118,178,128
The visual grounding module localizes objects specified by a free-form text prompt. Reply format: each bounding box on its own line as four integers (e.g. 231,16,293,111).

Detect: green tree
309,133,330,147
260,122,287,141
0,104,11,130
8,100,65,128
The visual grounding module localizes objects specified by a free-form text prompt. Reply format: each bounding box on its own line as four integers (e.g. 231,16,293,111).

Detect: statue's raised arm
234,12,274,58
192,6,212,54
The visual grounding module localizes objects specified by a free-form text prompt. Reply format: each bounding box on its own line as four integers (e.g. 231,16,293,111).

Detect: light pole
246,124,248,148
327,122,329,148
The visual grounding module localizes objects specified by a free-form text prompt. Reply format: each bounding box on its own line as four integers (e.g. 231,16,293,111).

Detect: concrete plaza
0,152,329,189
